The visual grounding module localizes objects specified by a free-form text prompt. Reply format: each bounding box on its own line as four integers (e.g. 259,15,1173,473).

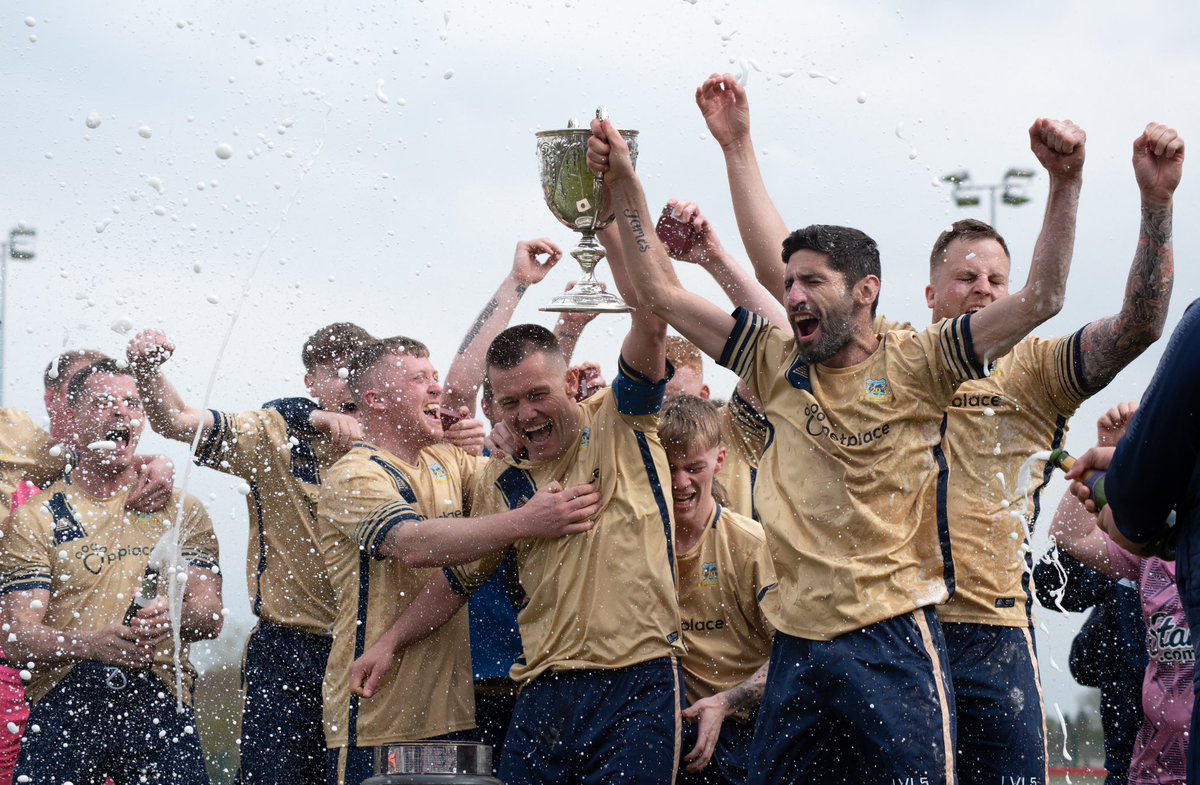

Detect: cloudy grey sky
4,1,1197,714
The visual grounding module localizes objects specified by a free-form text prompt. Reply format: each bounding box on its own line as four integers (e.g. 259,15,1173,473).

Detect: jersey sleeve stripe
718,308,763,380
940,314,987,382
1058,328,1093,398
194,409,231,467
613,356,670,417
0,574,51,595
356,502,422,559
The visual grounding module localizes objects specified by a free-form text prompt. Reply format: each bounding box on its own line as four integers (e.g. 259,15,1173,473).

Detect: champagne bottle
122,566,161,626
1047,449,1108,509
1048,448,1175,560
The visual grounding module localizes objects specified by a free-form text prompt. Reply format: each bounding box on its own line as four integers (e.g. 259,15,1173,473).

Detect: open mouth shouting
422,403,443,431
672,486,699,514
792,310,820,342
522,420,553,448
88,425,134,455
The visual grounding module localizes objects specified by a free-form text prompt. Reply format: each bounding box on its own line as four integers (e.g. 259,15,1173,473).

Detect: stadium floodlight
941,168,1037,228
0,225,37,404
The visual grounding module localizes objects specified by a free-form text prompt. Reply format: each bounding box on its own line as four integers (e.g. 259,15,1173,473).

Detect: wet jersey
318,442,481,748
720,307,988,640
445,360,684,684
677,505,774,707
938,332,1093,627
194,407,339,635
0,409,63,512
0,482,219,704
717,392,770,521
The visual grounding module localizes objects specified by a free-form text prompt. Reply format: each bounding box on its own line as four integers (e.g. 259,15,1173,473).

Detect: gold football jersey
446,382,684,684
0,409,64,511
720,308,988,640
937,332,1091,626
318,442,480,748
677,505,774,705
0,483,219,704
194,408,339,635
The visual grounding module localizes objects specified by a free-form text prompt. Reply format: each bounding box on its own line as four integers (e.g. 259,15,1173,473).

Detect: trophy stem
540,231,633,314
572,231,604,284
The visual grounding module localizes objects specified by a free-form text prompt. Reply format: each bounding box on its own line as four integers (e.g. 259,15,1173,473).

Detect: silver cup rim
536,127,639,138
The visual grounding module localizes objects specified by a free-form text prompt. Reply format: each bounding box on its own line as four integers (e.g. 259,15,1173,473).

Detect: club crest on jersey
701,562,718,586
579,426,591,450
864,378,891,403
47,492,86,544
429,463,448,482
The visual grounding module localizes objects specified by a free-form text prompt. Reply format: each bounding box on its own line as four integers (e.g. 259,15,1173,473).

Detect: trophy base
540,291,633,314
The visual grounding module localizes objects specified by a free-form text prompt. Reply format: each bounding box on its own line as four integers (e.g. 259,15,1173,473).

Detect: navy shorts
499,657,683,785
943,622,1047,785
679,709,755,785
238,622,332,785
748,607,956,785
15,662,209,785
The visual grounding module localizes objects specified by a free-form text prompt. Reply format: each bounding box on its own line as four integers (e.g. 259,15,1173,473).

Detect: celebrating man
587,104,1077,782
128,323,372,785
318,335,599,785
1,360,223,784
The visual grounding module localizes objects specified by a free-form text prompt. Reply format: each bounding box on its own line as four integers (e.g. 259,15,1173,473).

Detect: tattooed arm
1078,123,1184,390
587,118,736,361
679,660,770,773
441,239,563,414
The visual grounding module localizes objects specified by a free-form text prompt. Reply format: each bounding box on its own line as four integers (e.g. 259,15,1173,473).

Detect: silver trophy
535,109,639,313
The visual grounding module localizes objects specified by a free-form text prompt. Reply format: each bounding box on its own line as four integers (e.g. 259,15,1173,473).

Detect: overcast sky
4,1,1197,714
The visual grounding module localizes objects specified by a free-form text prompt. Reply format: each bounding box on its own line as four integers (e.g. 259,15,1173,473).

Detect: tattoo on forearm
725,662,768,714
457,298,500,356
516,284,528,297
1081,204,1174,389
623,208,652,253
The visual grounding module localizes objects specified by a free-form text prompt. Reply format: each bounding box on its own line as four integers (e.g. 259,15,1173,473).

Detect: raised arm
696,74,790,305
127,330,215,444
968,119,1085,365
599,221,668,380
663,198,788,330
587,118,737,361
442,239,563,414
1077,123,1183,390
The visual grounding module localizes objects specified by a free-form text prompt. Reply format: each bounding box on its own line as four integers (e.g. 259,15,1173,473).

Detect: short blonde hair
659,394,722,453
659,394,728,507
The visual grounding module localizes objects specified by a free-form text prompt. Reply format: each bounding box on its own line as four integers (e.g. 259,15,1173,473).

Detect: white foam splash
1054,703,1072,760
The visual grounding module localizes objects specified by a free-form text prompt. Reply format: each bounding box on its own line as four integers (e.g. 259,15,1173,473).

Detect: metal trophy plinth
362,741,501,785
535,111,639,314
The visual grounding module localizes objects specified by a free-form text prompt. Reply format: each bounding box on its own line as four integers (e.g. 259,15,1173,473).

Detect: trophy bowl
535,117,639,313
